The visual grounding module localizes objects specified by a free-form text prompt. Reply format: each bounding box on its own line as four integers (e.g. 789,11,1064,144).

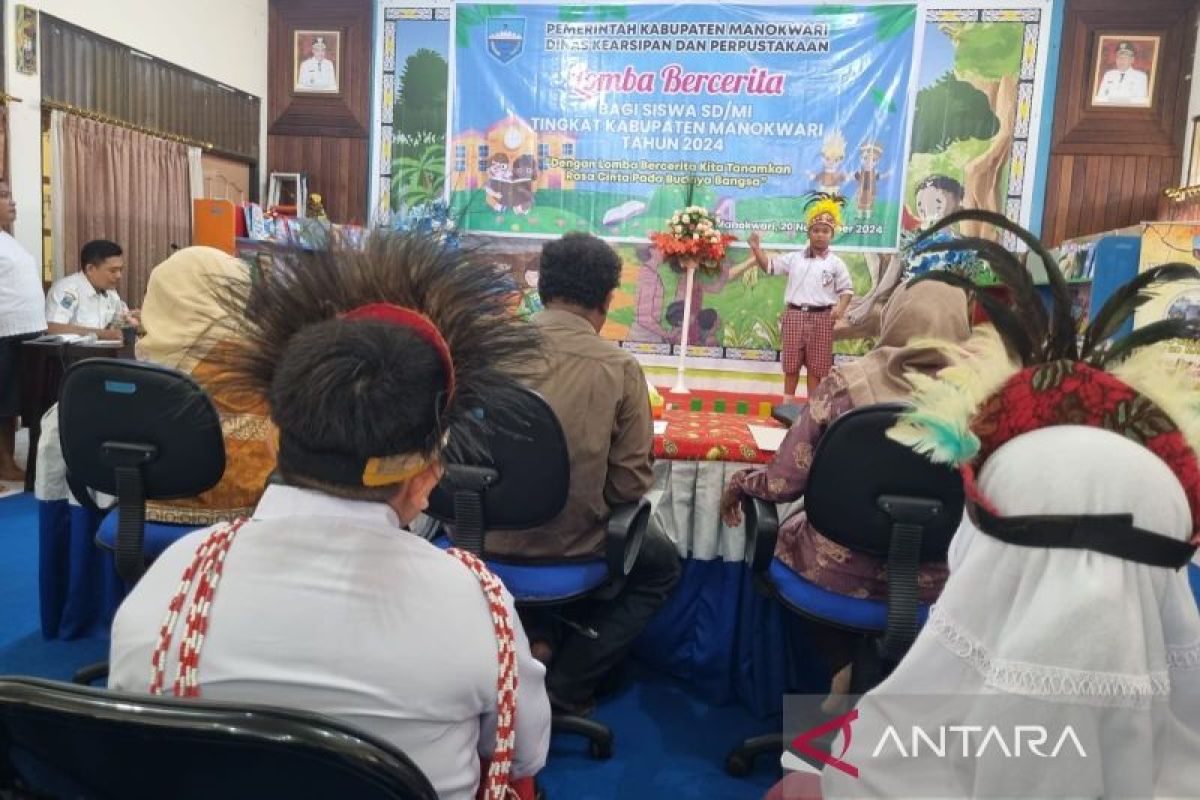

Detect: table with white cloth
632,409,824,718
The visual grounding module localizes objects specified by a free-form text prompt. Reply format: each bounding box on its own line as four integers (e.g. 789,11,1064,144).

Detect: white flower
692,233,700,240
674,224,683,233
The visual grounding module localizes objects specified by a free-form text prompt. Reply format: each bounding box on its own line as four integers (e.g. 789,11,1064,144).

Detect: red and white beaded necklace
149,522,520,799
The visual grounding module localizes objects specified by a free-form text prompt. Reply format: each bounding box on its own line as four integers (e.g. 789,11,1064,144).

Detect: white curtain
48,110,66,281
187,146,204,223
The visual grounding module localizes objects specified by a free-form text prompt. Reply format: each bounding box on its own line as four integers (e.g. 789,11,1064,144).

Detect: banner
451,3,918,250
1133,222,1200,378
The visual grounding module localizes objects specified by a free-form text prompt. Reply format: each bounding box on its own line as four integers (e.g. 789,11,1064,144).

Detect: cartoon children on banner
852,142,890,219
811,130,849,195
485,153,511,213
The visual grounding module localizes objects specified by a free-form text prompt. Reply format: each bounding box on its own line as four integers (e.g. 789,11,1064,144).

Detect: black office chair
424,385,650,760
726,402,964,776
0,676,437,799
58,359,226,683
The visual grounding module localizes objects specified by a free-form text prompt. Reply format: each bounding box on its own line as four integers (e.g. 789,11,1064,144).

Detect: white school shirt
1095,67,1149,103
44,271,126,330
0,231,46,337
297,57,336,90
768,249,854,307
109,484,552,800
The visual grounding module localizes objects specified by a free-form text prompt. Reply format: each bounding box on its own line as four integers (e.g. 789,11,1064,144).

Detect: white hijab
823,426,1200,799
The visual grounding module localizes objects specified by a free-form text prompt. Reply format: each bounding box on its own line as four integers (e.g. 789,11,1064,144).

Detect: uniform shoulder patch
60,292,77,310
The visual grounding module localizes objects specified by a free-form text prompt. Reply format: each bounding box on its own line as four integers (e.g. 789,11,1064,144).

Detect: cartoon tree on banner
942,22,1023,238
392,47,448,211
396,49,448,148
911,73,1000,154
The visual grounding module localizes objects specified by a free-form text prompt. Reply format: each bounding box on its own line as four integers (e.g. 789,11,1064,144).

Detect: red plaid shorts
780,308,834,379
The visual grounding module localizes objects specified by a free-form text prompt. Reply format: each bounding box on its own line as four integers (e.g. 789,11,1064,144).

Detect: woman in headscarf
720,280,970,705
135,246,274,524
812,211,1200,798
720,280,971,602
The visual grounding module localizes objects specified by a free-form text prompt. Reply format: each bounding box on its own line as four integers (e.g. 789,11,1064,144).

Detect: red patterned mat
654,409,783,464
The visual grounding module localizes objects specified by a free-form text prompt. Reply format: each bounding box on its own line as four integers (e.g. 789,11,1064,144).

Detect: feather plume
1083,263,1200,361
1098,319,1200,368
211,232,542,463
918,209,1077,361
1111,346,1200,458
888,327,1020,466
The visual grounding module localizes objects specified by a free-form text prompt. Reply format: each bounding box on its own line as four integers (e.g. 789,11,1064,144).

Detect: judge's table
638,399,820,716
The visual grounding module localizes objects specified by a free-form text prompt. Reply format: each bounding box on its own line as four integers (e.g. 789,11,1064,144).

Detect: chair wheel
725,752,752,777
589,738,613,759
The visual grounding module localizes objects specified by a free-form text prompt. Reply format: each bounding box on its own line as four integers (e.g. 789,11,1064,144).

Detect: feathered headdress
213,233,541,489
888,210,1200,557
804,191,846,234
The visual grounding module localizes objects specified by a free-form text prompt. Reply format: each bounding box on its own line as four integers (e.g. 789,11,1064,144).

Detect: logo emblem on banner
790,708,860,777
486,17,525,64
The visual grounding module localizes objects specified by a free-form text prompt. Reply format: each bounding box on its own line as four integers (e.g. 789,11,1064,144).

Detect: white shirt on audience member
769,249,854,308
109,484,551,799
44,271,127,331
0,231,46,337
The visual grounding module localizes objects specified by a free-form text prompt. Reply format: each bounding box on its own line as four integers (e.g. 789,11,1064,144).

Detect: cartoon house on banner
451,116,576,199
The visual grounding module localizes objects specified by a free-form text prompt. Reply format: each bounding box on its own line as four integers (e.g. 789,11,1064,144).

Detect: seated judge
109,235,551,800
137,246,274,525
479,232,681,715
720,281,970,702
44,240,136,340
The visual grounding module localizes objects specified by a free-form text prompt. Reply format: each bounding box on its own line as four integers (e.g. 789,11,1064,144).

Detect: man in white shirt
108,235,550,799
0,180,46,482
748,197,854,398
296,36,337,92
44,240,133,340
1095,42,1149,105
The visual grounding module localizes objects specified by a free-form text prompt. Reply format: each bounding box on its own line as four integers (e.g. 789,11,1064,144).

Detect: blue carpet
0,492,777,798
0,493,111,679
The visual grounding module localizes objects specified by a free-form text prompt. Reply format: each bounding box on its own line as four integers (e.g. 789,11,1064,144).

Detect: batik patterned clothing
726,371,949,601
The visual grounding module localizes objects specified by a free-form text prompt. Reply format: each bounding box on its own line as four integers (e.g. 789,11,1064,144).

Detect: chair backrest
58,358,228,583
58,358,226,501
805,402,963,561
426,385,570,533
0,677,438,800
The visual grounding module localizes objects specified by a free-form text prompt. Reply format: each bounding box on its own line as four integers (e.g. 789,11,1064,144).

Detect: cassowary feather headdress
889,210,1200,561
213,232,540,490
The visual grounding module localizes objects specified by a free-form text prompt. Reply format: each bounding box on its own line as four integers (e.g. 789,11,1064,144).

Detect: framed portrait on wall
293,29,340,94
1089,34,1159,108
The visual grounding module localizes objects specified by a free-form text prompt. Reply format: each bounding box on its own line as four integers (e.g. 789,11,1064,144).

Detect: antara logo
790,714,1088,780
872,725,1088,759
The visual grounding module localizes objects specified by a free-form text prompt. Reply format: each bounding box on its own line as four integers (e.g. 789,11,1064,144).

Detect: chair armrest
743,496,780,575
606,498,650,578
73,661,109,686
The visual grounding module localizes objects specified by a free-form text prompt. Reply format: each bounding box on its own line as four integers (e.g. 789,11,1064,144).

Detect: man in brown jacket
493,232,681,714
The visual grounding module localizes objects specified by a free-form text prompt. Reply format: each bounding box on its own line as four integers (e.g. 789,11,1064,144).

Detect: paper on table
748,423,787,452
653,420,668,435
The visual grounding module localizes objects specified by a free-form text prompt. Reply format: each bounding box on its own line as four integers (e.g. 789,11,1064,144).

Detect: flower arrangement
650,205,737,275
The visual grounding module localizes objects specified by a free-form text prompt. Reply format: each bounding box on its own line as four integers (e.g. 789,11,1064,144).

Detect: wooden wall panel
1041,0,1196,245
267,0,372,224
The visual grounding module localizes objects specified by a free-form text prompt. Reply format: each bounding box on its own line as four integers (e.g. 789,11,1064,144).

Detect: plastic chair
725,402,963,776
0,676,437,800
57,358,226,683
425,385,650,760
